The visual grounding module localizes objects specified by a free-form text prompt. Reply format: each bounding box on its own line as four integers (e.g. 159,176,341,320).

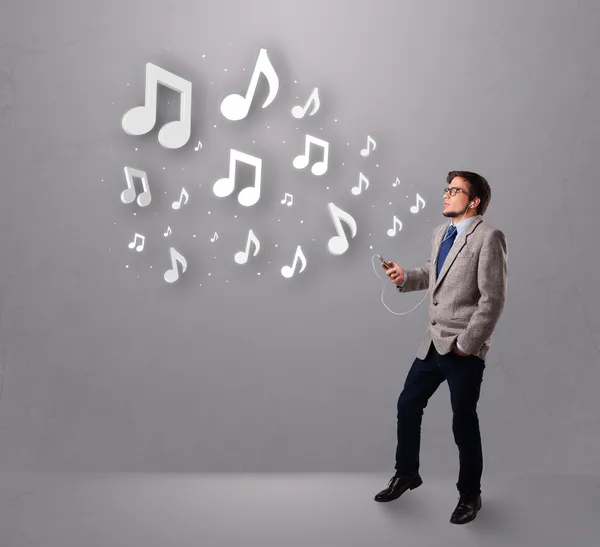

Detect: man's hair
446,170,491,216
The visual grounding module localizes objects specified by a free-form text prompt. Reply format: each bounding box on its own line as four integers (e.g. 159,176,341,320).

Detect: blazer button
431,320,436,325
433,300,438,305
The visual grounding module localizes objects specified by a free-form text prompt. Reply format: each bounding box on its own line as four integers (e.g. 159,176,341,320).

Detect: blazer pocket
456,251,475,259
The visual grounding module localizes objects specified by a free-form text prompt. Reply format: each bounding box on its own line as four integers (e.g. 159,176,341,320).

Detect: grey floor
0,472,599,546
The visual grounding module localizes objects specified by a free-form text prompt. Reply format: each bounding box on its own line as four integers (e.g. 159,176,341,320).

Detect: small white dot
125,265,129,268
283,140,286,143
109,248,111,251
208,211,211,215
208,273,211,276
334,119,338,122
376,164,379,167
193,234,196,238
224,68,228,71
101,179,104,182
267,126,270,129
214,124,217,128
257,272,261,275
150,266,152,269
294,80,297,83
326,186,330,190
300,220,303,224
346,143,350,146
126,83,129,86
275,244,278,247
136,275,140,279
163,166,166,170
133,212,136,216
202,54,206,58
226,280,229,283
135,148,138,151
114,222,116,225
278,219,280,222
234,214,237,218
252,140,255,143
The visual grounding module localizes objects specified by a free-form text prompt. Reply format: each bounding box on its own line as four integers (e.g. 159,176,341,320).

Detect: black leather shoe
374,475,423,502
449,492,482,524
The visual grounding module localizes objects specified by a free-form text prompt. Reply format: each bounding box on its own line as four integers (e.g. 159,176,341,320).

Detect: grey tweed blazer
397,215,507,361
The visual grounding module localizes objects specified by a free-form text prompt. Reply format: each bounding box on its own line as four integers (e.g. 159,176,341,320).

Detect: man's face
443,176,471,218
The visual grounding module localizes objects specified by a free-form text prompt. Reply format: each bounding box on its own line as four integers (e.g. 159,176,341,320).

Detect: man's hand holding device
378,255,405,285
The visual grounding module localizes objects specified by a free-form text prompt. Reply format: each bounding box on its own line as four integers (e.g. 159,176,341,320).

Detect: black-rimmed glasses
443,187,471,198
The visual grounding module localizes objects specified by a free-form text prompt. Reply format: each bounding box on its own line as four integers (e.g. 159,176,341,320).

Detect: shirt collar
450,215,477,237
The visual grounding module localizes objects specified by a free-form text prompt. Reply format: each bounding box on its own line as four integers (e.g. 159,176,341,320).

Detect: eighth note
164,226,172,237
128,232,145,252
220,48,279,121
327,202,357,256
291,87,320,118
194,140,203,151
281,245,307,278
281,192,293,206
387,216,403,237
164,247,187,284
210,232,218,243
234,229,260,264
393,177,401,187
360,135,376,157
410,193,426,214
172,187,189,210
351,172,369,196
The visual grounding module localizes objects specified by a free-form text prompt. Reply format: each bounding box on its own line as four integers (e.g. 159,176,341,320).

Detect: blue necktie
436,224,457,279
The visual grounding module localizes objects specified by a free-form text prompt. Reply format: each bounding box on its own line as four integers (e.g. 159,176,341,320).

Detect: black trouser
395,342,486,495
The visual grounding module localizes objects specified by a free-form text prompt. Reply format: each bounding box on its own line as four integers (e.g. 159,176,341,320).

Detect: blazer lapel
433,215,483,291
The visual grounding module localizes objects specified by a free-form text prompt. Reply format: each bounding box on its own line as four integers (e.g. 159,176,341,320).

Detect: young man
375,171,508,525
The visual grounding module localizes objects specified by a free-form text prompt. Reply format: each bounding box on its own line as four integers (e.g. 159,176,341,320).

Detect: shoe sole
374,478,423,502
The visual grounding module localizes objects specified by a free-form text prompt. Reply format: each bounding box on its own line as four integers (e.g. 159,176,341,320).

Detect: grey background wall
0,0,599,474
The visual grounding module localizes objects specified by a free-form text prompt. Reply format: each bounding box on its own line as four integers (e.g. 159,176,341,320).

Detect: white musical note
410,193,426,214
210,232,218,243
293,134,329,176
128,232,145,252
121,63,192,149
281,245,307,278
291,87,320,118
327,202,357,256
164,226,172,237
194,140,202,151
360,135,376,157
220,48,279,121
393,177,401,187
387,215,403,237
213,149,262,207
281,192,293,206
234,229,260,264
351,172,369,195
121,166,151,207
164,247,187,283
172,187,189,210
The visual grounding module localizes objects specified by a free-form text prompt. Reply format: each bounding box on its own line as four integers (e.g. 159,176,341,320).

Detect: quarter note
213,149,262,207
351,172,369,195
128,232,145,252
281,192,293,206
281,245,307,278
172,187,189,210
121,63,192,149
220,48,279,121
164,247,187,283
234,229,260,264
387,215,403,237
291,87,320,118
360,135,376,157
293,134,329,176
121,166,151,207
327,202,357,256
410,193,426,214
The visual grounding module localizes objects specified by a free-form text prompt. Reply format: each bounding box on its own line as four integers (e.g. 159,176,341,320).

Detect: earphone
372,199,478,315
